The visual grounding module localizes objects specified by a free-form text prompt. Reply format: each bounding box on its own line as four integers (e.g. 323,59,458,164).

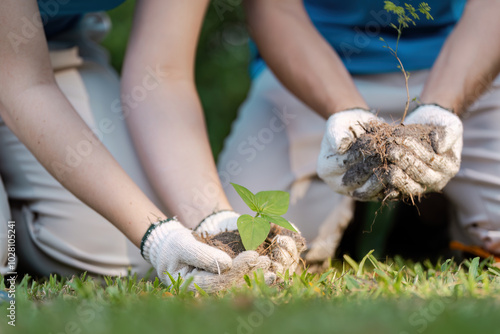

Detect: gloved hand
196,211,306,277
385,104,463,196
317,108,386,200
141,218,235,290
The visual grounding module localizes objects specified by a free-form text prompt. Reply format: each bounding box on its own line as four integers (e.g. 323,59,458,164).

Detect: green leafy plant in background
380,1,433,120
231,183,296,250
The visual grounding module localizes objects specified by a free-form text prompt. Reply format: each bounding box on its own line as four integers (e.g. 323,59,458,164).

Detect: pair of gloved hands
317,104,463,201
141,211,303,293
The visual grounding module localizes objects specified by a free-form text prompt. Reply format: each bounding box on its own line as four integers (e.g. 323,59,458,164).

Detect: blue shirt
38,0,125,38
250,0,467,76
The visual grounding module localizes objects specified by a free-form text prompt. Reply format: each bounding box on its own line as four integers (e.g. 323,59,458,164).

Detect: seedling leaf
405,3,419,20
237,214,271,250
255,190,289,215
418,2,433,20
231,183,259,212
261,214,296,232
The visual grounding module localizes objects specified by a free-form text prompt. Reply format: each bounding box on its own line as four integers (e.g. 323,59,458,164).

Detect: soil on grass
344,120,445,200
194,224,306,259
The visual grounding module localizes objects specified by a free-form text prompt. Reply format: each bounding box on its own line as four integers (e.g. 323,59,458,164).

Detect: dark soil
194,224,306,259
344,120,444,200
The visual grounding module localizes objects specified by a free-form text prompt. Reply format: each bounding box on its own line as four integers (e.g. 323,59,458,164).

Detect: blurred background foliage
101,0,251,159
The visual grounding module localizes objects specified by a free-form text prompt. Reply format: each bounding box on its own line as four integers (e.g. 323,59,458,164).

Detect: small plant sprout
231,183,297,250
381,1,433,121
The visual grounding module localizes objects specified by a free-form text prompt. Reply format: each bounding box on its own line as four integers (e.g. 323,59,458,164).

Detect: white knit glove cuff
141,218,182,265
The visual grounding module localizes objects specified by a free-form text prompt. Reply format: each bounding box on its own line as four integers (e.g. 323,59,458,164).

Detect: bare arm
244,0,368,118
122,0,232,227
420,0,500,115
0,0,165,247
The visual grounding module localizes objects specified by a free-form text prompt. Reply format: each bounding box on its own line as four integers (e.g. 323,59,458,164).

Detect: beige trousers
0,20,158,277
219,67,500,260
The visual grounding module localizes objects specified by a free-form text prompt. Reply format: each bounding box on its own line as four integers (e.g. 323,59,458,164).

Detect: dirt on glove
344,120,445,200
193,224,306,260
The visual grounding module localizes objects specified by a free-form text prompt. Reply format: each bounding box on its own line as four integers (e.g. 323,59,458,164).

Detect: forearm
244,0,367,118
420,0,500,115
122,77,231,227
0,85,165,247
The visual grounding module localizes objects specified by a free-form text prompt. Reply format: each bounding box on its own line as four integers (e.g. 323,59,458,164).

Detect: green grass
2,255,500,333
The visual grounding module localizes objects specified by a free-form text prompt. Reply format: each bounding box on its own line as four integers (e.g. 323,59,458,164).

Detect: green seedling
380,1,433,120
231,183,297,250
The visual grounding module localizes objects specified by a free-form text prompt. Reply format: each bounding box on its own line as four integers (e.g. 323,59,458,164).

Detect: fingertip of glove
429,128,459,154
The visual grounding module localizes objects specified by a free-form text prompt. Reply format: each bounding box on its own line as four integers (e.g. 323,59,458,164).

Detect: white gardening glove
197,211,305,277
317,108,386,201
385,104,463,196
141,218,234,290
